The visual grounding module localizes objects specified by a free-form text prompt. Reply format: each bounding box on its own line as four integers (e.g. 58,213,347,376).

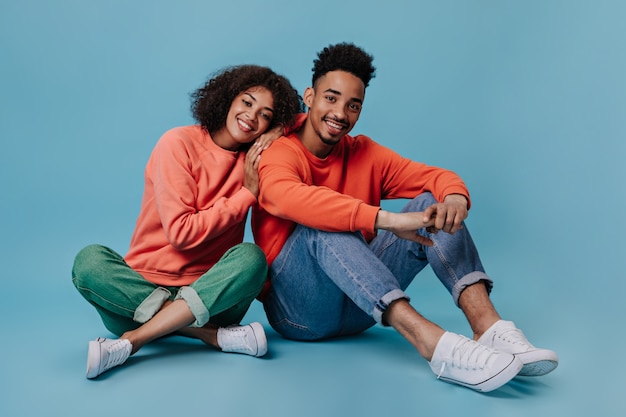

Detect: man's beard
320,135,342,146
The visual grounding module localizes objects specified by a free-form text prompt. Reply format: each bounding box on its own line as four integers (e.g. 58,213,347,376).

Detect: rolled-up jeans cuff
451,271,493,307
176,286,210,327
373,289,410,325
133,287,171,323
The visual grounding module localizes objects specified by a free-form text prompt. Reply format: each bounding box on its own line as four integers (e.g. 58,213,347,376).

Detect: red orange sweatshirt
124,125,256,286
252,115,470,296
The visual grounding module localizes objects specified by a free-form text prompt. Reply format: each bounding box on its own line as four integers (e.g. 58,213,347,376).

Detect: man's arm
375,194,469,246
258,139,380,234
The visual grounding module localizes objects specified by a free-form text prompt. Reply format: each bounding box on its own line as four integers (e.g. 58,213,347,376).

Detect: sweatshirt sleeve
374,140,471,208
147,132,255,251
258,140,380,234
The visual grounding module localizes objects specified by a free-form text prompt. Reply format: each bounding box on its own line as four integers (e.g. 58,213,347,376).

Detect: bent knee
73,244,112,270
72,244,102,282
71,244,121,288
228,242,268,277
236,242,266,262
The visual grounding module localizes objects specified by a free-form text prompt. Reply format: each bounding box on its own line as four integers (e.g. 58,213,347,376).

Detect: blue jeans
263,193,491,341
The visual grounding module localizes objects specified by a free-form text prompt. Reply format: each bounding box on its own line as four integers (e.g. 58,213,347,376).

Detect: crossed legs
72,243,269,378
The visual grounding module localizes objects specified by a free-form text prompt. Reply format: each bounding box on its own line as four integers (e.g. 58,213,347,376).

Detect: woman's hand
255,125,284,151
243,142,263,198
243,125,284,198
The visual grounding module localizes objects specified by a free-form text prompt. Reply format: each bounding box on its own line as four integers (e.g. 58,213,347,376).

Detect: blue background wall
1,1,624,416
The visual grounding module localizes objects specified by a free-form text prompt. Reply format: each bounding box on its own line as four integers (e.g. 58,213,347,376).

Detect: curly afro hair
312,42,376,88
191,65,302,135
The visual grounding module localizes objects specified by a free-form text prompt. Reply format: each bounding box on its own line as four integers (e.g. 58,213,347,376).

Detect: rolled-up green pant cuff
133,287,171,323
176,286,210,327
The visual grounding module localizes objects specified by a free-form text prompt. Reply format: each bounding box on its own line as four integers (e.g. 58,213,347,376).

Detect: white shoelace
436,337,494,379
497,327,531,347
102,340,130,370
219,326,255,353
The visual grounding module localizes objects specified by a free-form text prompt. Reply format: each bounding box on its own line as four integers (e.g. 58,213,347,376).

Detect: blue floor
2,1,625,416
2,237,623,416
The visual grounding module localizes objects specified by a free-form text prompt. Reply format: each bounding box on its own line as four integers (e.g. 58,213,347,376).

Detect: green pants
72,243,267,336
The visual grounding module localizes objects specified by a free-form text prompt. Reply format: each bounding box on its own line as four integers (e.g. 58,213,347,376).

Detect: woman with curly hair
72,65,301,379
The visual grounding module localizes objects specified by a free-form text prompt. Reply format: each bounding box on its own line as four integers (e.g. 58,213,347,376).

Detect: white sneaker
86,337,132,379
217,322,267,357
429,332,522,392
477,320,558,376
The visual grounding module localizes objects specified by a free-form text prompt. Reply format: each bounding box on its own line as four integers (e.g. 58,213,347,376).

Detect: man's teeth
326,120,343,129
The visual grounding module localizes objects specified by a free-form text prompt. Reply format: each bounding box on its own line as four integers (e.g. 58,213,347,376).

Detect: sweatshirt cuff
232,186,258,209
441,186,471,209
354,203,381,234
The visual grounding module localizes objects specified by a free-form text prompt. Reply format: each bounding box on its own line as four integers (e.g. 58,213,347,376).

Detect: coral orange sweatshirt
124,125,256,286
252,115,470,298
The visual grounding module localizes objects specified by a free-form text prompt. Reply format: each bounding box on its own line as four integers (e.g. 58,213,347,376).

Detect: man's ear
303,87,314,108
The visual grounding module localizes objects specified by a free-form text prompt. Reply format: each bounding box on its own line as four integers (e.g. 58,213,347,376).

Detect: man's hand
375,194,469,246
422,194,468,234
375,210,436,246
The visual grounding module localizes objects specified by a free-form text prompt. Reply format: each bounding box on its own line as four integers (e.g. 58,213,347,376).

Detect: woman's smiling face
222,86,275,150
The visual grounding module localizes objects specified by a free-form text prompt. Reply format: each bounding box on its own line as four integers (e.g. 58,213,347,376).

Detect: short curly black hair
191,65,302,135
312,42,376,88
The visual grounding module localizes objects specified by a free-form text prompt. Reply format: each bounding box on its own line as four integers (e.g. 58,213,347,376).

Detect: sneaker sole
518,359,558,376
249,322,268,357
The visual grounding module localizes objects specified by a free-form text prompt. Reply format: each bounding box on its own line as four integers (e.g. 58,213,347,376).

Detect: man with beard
252,43,558,392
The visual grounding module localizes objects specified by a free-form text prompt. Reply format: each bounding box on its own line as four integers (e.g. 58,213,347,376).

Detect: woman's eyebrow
246,92,274,112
